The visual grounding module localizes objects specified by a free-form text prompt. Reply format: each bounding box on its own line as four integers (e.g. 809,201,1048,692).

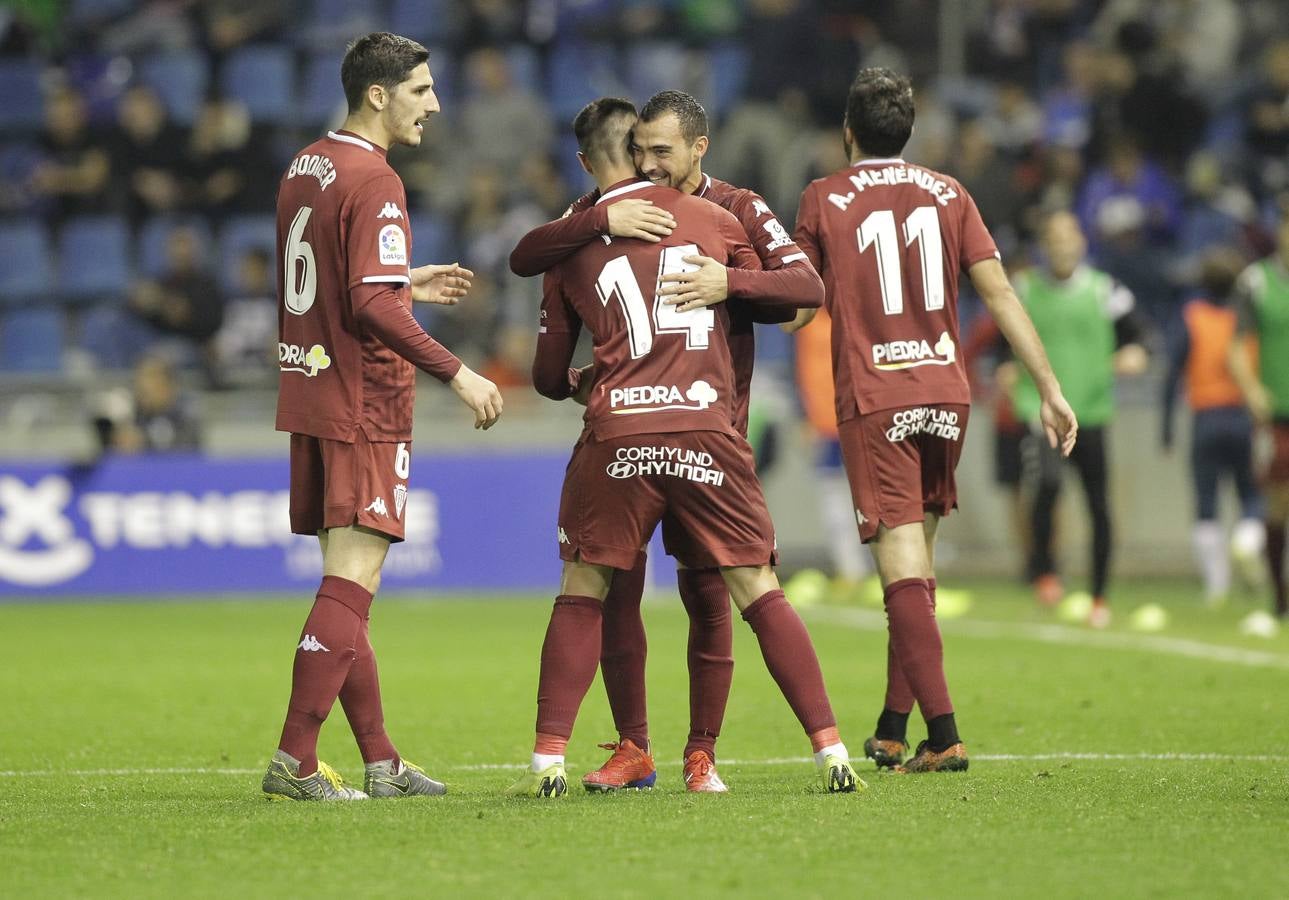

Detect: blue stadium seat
137,217,215,279
221,45,295,124
57,216,132,304
0,221,55,305
547,42,626,121
706,43,749,122
556,132,594,195
0,60,45,131
389,0,463,44
138,50,209,126
219,214,277,294
626,42,689,108
407,210,458,266
0,308,65,372
299,52,347,127
66,0,135,26
304,0,382,49
504,45,542,95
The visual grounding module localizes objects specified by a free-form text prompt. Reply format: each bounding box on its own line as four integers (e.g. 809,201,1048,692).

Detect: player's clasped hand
657,254,728,312
411,262,475,304
450,365,504,430
607,199,676,242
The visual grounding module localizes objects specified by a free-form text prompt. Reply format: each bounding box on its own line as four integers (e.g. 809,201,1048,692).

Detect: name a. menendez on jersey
286,152,338,191
829,165,958,210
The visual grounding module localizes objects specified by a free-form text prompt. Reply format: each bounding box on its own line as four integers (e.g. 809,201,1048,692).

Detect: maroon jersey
275,130,417,443
540,179,759,439
516,174,819,434
794,158,999,422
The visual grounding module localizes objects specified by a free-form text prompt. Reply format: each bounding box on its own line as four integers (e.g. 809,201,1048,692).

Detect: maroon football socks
599,558,650,749
277,575,372,776
677,567,734,761
884,578,957,748
338,618,398,765
877,578,935,740
534,595,603,739
740,589,836,736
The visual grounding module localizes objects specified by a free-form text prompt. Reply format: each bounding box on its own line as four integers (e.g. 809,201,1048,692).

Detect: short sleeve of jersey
957,186,1000,271
346,174,412,289
539,270,579,334
792,184,824,275
730,188,806,269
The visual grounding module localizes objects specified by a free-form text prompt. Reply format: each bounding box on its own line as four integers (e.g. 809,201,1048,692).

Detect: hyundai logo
606,461,637,479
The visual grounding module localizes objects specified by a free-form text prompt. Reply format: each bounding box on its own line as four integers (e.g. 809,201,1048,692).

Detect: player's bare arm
781,306,818,334
449,365,503,430
1229,338,1271,424
410,263,473,304
969,257,1078,456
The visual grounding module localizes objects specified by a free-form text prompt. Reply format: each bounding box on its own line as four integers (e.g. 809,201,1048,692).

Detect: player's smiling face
631,113,704,191
386,62,438,147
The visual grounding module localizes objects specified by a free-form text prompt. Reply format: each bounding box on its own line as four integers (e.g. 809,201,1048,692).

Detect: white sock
1232,518,1266,558
1192,520,1228,598
531,752,564,773
813,742,848,766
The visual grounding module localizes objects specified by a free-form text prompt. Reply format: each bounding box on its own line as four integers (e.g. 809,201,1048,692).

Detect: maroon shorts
838,404,970,543
558,430,777,570
289,432,411,542
1267,422,1289,483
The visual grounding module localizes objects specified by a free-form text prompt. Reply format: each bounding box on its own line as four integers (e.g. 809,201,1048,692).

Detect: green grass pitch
2,579,1287,898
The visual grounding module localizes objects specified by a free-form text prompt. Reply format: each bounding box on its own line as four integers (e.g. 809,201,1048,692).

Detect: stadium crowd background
1,0,1288,581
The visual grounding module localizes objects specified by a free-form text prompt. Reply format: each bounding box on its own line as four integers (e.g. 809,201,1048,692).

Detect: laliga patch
379,224,407,265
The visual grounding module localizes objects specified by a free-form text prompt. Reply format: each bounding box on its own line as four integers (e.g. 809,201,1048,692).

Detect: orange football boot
581,739,656,792
682,750,728,793
862,736,909,769
1033,574,1064,607
895,740,969,773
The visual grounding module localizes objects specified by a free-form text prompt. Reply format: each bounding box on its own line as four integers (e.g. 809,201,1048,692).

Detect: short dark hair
572,97,638,166
341,32,430,114
638,90,708,143
845,68,915,158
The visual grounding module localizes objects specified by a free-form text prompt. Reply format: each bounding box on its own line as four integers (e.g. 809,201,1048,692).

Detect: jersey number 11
857,206,945,315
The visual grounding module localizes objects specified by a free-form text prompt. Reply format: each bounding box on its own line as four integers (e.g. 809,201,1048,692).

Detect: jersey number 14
596,244,715,359
857,207,945,315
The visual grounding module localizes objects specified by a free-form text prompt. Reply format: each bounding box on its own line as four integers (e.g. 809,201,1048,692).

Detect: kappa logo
377,202,403,220
558,527,570,544
298,634,330,652
365,496,389,517
0,475,94,587
855,510,868,527
393,484,408,520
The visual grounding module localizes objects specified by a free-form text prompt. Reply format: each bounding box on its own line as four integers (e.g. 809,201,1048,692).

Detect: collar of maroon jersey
595,180,653,204
851,157,906,167
326,130,387,157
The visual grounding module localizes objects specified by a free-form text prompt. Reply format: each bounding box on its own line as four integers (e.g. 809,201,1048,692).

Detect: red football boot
581,739,656,792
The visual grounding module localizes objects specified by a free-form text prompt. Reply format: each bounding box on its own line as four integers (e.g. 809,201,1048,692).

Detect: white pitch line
805,607,1289,670
4,752,1287,778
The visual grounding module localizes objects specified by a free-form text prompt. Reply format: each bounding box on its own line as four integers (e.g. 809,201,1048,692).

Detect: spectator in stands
93,355,203,454
185,97,275,218
213,246,276,386
957,118,1026,255
1094,195,1179,320
1077,136,1182,254
126,225,224,382
460,47,554,174
108,84,189,224
981,80,1044,161
198,0,290,57
30,84,110,225
1245,39,1289,196
1177,152,1259,276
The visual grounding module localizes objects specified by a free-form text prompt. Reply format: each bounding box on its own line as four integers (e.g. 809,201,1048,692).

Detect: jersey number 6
595,244,715,359
284,206,317,316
